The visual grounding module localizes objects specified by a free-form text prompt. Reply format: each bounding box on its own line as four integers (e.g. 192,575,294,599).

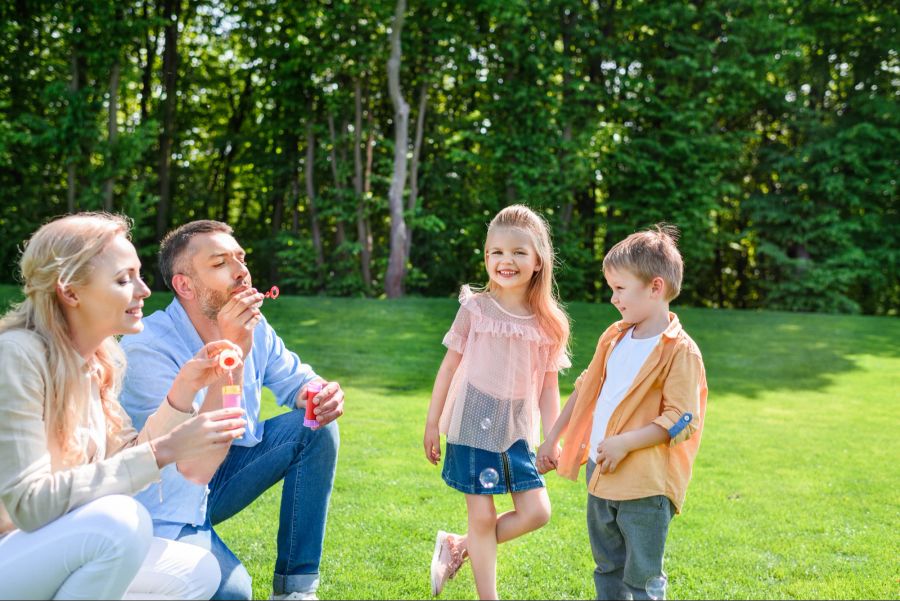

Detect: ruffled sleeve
442,286,481,354
549,346,572,372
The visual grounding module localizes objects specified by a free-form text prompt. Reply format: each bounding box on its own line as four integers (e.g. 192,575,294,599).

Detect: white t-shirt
589,327,661,462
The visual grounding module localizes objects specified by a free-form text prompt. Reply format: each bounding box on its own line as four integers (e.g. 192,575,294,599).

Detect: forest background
1,0,897,314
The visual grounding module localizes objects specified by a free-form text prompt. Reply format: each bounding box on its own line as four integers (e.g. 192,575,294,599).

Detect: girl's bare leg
495,487,552,543
465,494,499,600
457,488,551,598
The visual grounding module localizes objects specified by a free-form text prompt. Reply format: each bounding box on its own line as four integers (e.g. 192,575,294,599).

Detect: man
120,220,343,601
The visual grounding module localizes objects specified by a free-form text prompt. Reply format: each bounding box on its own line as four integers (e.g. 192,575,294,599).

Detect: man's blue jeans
175,410,339,600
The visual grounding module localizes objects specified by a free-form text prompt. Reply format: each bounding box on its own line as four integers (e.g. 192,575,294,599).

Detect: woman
0,213,246,600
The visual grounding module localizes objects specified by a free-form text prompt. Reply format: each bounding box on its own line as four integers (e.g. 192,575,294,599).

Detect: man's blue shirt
119,298,318,536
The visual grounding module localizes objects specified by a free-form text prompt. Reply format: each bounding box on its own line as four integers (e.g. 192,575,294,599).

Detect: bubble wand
216,286,277,432
219,349,243,439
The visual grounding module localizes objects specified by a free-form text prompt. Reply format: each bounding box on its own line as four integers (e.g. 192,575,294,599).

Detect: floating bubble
479,468,499,489
645,575,667,600
480,418,492,430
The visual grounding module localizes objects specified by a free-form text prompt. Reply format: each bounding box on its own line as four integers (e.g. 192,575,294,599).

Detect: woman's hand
167,340,244,412
151,407,246,468
423,423,441,465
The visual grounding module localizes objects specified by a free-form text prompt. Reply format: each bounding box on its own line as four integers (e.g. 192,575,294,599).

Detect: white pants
0,495,220,600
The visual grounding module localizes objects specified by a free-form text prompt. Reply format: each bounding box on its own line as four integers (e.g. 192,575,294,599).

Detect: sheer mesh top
439,286,570,452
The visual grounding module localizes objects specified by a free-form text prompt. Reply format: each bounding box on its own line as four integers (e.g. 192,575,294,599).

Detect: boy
537,225,707,600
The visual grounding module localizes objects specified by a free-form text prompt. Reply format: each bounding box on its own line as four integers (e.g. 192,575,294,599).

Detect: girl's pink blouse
439,286,570,452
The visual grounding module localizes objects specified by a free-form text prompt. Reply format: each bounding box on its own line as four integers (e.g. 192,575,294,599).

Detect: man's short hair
158,220,233,291
603,224,683,301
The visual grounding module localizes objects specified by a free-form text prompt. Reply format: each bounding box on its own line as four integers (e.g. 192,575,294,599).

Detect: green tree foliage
0,0,896,314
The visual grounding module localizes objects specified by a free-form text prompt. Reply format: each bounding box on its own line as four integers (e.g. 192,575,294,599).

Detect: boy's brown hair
603,224,683,301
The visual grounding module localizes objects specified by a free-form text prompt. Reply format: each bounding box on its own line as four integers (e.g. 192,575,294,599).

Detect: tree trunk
353,79,373,292
271,134,295,238
290,156,301,235
327,114,347,249
156,0,182,243
139,1,157,125
219,72,253,221
67,50,80,214
385,0,410,299
305,121,325,273
559,124,574,229
103,58,120,211
734,213,749,309
363,109,375,285
7,0,31,191
405,81,428,258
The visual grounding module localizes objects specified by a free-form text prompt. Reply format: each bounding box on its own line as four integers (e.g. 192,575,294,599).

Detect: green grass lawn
1,284,898,599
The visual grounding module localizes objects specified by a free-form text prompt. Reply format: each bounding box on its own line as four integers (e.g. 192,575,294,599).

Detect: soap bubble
480,418,492,430
645,575,667,600
479,468,499,489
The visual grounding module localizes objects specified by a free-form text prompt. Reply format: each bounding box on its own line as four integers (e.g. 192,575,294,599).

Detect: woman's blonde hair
0,212,132,465
484,205,571,365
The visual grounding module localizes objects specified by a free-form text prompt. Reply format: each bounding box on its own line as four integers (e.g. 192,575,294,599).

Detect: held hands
217,287,265,354
536,440,561,474
423,423,441,465
595,435,630,474
301,380,345,428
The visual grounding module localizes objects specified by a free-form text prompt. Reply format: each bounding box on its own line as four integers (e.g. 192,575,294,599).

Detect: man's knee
288,416,339,464
313,421,339,459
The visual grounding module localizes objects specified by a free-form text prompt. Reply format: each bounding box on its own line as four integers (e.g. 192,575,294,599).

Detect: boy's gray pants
586,460,675,600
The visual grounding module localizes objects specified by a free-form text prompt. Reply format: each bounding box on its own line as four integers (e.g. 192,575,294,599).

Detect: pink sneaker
430,530,467,596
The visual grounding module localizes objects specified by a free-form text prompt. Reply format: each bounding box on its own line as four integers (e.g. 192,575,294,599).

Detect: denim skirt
442,439,545,495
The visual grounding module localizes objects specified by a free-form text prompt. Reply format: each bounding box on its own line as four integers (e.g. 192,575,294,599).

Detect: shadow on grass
2,284,896,400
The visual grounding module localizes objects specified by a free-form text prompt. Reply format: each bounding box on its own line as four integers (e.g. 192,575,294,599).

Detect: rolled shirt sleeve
652,345,704,446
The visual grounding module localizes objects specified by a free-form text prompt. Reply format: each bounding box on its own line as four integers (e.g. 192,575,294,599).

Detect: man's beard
197,284,230,321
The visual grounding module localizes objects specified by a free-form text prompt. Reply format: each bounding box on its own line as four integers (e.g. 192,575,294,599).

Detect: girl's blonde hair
0,212,132,465
484,205,571,364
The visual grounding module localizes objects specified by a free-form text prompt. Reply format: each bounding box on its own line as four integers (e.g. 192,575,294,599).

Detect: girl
423,205,570,599
0,213,246,600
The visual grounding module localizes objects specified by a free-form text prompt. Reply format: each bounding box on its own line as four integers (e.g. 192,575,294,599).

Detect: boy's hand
596,435,630,474
423,424,441,465
536,440,560,474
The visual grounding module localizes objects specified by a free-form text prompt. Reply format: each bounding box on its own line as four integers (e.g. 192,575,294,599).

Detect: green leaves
0,0,896,314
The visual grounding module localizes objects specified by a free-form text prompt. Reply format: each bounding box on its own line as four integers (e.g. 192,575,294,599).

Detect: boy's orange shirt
557,313,707,513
